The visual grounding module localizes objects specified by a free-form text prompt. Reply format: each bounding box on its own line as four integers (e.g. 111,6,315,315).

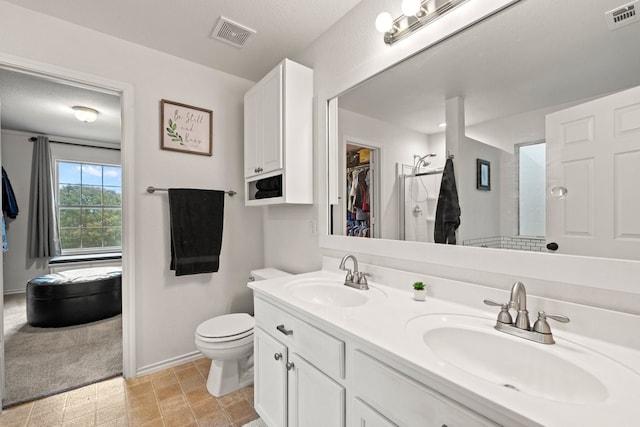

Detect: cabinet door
254,327,288,427
287,353,345,427
260,63,283,174
353,398,397,427
244,86,261,178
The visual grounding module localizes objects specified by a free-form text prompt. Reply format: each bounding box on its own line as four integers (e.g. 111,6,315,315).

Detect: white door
254,327,288,427
287,353,345,427
546,85,640,259
244,86,261,178
260,63,283,174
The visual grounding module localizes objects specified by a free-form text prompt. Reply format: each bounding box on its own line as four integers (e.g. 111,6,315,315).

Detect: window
517,142,546,236
56,161,122,253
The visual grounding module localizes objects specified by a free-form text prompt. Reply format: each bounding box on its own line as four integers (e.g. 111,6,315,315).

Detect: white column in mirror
445,96,465,161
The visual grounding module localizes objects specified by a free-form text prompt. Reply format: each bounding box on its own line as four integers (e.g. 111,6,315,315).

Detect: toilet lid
196,313,254,339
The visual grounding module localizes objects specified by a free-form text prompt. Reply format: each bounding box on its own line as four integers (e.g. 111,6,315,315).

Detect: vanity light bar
383,0,471,45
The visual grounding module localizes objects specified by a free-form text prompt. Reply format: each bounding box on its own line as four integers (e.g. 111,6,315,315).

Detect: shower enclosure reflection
399,155,442,242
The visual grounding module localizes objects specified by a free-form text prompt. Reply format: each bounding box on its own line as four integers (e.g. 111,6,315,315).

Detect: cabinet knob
274,353,282,361
286,361,295,371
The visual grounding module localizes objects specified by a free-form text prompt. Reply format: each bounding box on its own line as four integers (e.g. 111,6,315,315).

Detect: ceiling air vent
605,1,638,30
210,17,256,49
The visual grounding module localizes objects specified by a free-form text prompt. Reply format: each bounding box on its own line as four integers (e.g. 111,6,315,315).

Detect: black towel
434,158,461,244
2,167,19,219
255,189,282,199
256,175,282,191
168,189,225,276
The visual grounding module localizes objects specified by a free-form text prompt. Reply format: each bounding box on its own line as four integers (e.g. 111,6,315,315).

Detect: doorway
343,139,379,238
0,57,134,410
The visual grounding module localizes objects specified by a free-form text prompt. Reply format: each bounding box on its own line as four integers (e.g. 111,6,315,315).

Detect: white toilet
195,268,290,397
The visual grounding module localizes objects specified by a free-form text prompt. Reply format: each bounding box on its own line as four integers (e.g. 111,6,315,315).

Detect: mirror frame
317,0,640,294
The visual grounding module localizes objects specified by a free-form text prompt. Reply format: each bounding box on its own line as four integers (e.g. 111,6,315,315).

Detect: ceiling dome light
375,12,394,33
72,106,99,123
401,0,422,16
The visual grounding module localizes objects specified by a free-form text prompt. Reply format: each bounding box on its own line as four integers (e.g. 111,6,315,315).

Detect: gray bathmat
3,293,122,407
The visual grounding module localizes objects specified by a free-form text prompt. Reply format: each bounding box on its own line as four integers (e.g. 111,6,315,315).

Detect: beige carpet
3,293,122,407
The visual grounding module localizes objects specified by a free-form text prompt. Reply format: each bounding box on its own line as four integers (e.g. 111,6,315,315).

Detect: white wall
1,131,48,292
458,136,502,242
0,1,264,372
1,130,121,293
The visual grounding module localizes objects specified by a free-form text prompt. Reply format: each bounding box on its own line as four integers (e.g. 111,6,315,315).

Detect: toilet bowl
195,268,290,397
195,313,255,397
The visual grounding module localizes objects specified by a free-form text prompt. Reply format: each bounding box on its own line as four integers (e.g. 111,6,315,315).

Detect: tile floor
0,357,259,426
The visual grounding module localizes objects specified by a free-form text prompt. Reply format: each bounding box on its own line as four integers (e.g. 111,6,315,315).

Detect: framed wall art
477,158,491,191
160,99,213,156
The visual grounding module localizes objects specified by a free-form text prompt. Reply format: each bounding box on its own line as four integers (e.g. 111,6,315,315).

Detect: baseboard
136,351,203,377
3,290,26,296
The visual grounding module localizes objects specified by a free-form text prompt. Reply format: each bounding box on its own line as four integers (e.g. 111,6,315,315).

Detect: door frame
0,53,136,406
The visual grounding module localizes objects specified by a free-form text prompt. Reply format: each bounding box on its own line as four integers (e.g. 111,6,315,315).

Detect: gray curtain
28,136,60,258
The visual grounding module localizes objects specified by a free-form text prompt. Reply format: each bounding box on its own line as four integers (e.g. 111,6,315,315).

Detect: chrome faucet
484,281,569,344
509,281,530,330
338,254,369,290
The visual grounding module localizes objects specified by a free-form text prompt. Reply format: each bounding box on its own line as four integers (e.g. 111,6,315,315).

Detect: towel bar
146,186,236,196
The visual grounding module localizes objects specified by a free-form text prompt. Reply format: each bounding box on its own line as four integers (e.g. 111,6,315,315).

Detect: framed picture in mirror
477,159,490,191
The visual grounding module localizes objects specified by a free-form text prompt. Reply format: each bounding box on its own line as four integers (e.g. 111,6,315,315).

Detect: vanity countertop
249,268,640,427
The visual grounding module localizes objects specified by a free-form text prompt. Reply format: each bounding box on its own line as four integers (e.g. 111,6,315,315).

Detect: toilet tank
249,268,291,282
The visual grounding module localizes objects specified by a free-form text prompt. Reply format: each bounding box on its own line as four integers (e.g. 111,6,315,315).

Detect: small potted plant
413,281,426,301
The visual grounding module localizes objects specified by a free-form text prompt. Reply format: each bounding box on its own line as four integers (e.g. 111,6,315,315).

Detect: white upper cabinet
243,59,313,206
244,64,283,178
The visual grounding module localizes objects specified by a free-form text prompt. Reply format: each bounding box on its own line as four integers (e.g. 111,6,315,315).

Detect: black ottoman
26,267,122,327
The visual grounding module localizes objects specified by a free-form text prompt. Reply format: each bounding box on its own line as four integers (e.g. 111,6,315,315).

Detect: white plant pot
413,289,426,301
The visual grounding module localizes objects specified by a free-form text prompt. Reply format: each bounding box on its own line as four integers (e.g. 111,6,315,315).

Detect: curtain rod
146,186,237,197
29,136,120,151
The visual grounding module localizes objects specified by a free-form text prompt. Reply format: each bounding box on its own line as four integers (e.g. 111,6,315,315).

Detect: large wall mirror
329,0,640,261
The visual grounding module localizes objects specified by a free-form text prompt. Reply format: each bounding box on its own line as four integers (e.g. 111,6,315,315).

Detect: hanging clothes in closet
346,165,370,237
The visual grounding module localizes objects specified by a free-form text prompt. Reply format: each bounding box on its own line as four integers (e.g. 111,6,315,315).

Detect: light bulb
375,12,393,33
401,0,421,16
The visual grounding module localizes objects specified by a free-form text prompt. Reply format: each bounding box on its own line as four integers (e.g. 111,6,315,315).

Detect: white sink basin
406,314,639,404
285,278,385,307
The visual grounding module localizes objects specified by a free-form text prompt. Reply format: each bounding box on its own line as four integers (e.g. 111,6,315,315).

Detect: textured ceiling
2,0,362,82
0,0,362,143
0,68,121,144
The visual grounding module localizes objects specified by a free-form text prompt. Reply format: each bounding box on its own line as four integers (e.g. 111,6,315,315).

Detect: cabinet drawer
255,297,345,379
353,350,497,427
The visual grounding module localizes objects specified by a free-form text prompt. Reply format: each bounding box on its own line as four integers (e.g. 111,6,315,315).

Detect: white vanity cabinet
253,297,346,427
243,58,313,206
351,350,498,427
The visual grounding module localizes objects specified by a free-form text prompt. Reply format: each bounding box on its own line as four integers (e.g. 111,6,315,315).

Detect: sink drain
503,384,519,391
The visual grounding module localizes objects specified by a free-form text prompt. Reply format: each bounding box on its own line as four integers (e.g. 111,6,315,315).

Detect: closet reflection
345,144,373,237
